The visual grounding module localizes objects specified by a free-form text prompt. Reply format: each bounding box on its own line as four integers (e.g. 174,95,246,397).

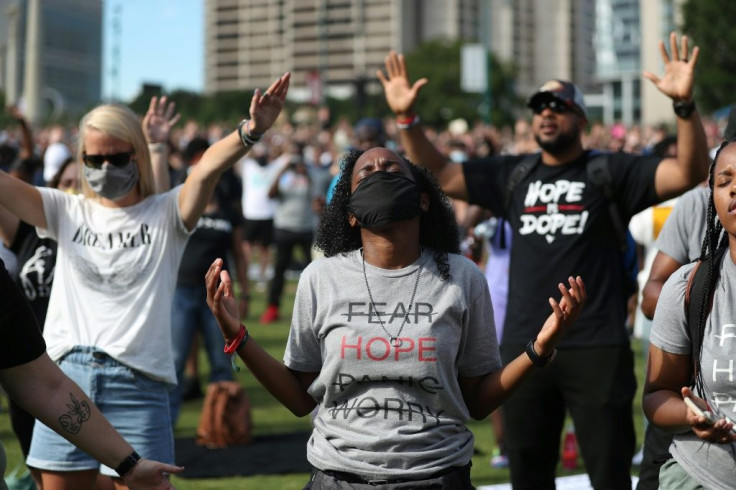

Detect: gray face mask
84,160,139,200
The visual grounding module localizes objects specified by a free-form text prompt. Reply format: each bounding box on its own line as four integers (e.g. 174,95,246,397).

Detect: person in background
260,145,316,324
169,136,249,424
0,73,289,489
377,32,709,489
206,146,585,489
239,142,279,292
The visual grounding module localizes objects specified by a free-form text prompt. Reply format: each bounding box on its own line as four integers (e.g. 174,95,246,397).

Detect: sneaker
490,448,509,469
260,304,279,324
632,446,644,466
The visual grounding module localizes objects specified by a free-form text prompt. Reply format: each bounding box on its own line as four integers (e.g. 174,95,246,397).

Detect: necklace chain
361,249,423,348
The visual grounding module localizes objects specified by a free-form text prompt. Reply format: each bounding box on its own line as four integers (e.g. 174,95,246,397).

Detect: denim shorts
26,347,174,476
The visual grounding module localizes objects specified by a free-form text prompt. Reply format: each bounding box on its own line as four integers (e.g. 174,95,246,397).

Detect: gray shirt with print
654,186,710,263
650,255,736,490
284,249,501,480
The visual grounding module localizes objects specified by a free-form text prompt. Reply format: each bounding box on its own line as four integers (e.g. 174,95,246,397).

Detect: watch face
674,101,695,118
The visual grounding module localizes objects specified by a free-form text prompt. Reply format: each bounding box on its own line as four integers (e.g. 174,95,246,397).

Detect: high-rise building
595,0,642,125
0,0,102,120
204,0,484,102
640,0,684,125
490,0,598,99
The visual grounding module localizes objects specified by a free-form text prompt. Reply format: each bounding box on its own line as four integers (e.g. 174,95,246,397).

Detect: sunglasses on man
82,152,134,169
531,99,575,115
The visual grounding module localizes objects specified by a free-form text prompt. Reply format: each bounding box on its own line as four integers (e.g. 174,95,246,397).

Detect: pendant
391,337,403,348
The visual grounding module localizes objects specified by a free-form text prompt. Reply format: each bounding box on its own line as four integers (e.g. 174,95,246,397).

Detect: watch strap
673,100,696,119
525,339,556,367
115,451,141,478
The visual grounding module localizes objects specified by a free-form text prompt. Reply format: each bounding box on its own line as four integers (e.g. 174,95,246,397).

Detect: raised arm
460,277,586,419
178,73,290,230
205,258,317,416
142,96,180,193
644,33,709,200
7,105,35,160
0,353,182,489
377,51,469,200
0,171,46,228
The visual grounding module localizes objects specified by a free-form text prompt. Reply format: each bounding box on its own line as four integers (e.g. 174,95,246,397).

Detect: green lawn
1,277,648,489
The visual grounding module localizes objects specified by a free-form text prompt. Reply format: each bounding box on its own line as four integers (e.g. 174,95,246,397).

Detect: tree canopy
682,0,736,113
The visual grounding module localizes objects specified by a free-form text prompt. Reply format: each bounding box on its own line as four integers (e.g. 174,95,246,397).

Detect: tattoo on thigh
58,393,92,434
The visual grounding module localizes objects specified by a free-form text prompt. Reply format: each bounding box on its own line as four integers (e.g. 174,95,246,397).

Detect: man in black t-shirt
378,33,710,489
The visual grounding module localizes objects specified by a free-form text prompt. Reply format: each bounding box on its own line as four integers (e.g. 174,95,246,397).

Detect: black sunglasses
531,99,572,115
82,152,133,169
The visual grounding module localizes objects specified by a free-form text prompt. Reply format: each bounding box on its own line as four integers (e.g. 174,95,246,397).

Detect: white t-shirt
37,186,191,384
240,157,279,220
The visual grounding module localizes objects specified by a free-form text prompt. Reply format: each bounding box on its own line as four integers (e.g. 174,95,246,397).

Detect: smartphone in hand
684,396,719,425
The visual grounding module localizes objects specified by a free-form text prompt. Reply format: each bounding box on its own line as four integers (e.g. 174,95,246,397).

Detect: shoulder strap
685,246,728,378
504,154,541,212
586,153,628,251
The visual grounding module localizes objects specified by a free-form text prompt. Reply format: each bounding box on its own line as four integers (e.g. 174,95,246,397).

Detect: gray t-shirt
650,255,736,490
654,186,710,263
284,249,501,480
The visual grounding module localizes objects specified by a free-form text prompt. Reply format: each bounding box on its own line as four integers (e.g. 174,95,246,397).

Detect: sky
102,0,204,102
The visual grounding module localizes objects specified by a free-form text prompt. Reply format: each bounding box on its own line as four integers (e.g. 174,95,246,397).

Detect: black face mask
349,171,421,228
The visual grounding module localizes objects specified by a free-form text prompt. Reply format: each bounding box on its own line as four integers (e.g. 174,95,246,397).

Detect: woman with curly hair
206,146,585,489
644,141,736,489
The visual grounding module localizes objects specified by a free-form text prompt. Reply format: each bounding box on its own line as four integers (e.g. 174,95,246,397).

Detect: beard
535,125,580,154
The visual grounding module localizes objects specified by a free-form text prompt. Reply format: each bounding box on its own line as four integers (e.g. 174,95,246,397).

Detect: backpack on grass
196,381,253,448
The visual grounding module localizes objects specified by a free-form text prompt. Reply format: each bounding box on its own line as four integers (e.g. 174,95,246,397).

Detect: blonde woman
0,73,289,490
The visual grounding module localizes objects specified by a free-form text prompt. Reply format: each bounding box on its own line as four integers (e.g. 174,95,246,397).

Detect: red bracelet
396,114,420,130
224,324,246,354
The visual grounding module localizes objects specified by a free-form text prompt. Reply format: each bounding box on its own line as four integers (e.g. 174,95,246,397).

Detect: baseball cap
527,80,588,118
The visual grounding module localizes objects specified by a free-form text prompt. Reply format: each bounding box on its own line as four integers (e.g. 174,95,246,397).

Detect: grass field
1,277,648,489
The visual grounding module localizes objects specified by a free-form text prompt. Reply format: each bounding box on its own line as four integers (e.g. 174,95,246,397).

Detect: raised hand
376,50,428,117
123,458,183,490
205,258,242,342
248,73,291,135
142,96,180,144
643,32,699,102
681,387,736,445
6,105,25,122
535,277,586,356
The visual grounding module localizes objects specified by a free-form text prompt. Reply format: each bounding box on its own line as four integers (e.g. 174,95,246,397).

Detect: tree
682,0,736,113
402,39,521,128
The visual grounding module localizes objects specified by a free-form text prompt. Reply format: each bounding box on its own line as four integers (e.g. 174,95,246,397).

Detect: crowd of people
0,31,733,490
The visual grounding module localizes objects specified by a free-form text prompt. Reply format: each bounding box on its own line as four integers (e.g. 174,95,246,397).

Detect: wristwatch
115,451,141,478
673,100,696,119
525,339,557,367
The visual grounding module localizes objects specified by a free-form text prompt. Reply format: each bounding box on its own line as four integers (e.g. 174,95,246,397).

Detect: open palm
377,50,428,117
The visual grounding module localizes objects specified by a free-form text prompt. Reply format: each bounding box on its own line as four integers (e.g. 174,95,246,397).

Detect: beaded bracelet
237,119,263,147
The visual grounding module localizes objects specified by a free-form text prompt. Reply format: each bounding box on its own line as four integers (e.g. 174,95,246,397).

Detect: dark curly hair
315,148,460,279
692,140,730,397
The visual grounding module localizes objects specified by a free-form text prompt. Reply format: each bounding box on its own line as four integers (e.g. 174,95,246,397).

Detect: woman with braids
206,146,586,489
644,141,736,489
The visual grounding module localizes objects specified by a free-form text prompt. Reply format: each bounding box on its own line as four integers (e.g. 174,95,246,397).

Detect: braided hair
692,141,731,396
315,148,460,280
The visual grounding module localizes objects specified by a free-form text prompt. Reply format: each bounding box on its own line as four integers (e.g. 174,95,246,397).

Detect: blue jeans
169,284,233,424
26,347,174,475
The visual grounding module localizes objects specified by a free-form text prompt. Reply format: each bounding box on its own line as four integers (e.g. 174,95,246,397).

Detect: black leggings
268,228,313,306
